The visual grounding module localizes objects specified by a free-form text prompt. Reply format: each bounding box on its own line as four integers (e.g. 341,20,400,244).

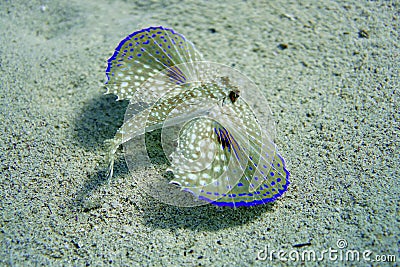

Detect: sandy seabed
1,0,398,266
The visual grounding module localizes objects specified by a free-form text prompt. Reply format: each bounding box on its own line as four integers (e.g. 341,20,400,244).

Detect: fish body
105,26,290,207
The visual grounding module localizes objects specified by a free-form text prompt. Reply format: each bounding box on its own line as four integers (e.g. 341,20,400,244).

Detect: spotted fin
105,26,203,101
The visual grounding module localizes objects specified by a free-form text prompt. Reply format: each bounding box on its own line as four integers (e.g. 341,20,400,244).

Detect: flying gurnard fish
104,26,290,208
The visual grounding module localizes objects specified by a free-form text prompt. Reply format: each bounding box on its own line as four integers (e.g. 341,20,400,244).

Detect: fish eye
229,90,240,103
